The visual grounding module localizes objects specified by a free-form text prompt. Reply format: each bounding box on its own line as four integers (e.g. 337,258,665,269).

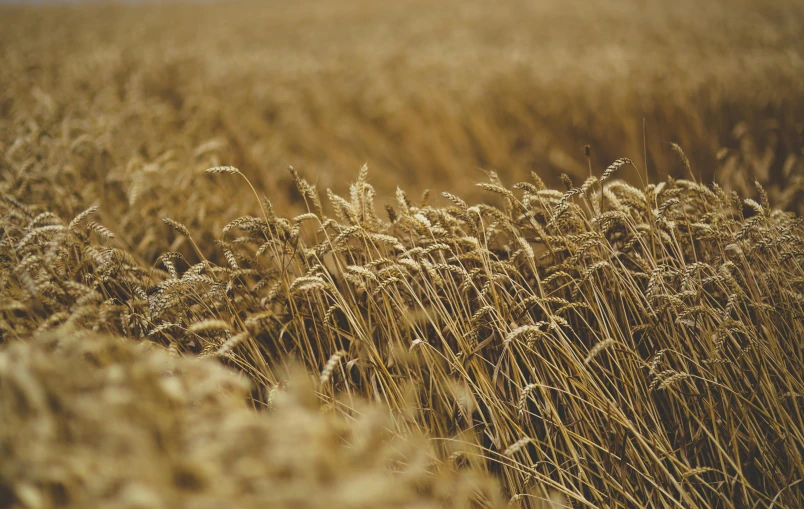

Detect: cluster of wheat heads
3,157,803,507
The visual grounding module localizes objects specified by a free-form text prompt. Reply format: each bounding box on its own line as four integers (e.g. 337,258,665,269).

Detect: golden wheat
2,1,804,507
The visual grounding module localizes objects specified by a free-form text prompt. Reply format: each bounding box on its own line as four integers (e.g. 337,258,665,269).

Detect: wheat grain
504,437,532,457
320,350,346,384
187,319,231,335
584,338,617,364
205,165,241,175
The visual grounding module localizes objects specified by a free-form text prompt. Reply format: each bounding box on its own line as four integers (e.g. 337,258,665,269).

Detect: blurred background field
2,0,804,260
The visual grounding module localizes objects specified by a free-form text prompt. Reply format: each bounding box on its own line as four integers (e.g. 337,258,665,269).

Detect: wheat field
1,1,804,508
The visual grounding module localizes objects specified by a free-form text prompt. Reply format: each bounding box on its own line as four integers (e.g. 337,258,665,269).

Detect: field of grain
2,1,804,508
